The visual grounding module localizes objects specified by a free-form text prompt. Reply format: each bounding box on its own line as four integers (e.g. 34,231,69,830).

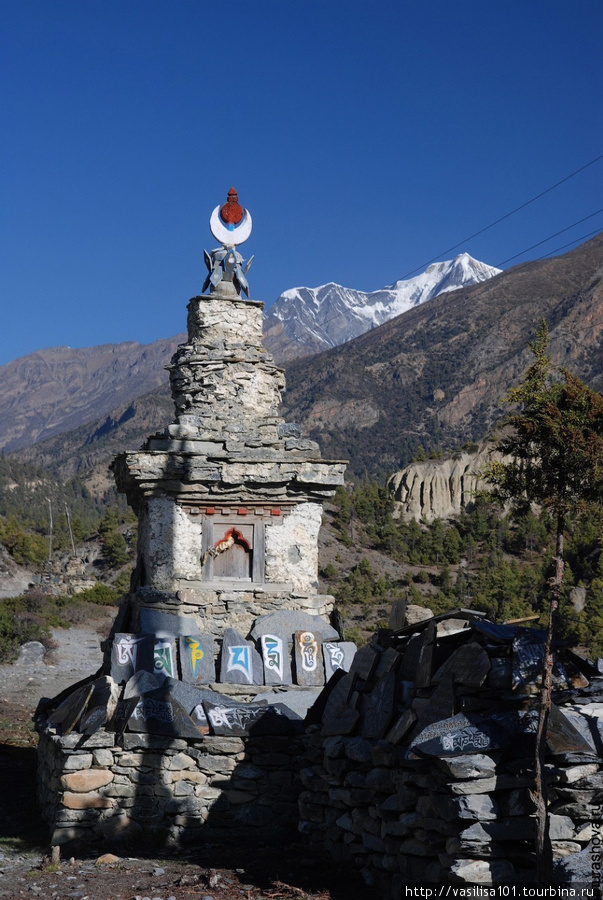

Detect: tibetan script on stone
294,631,324,686
180,634,214,684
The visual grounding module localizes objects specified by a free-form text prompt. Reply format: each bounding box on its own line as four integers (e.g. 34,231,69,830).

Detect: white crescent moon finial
210,206,253,246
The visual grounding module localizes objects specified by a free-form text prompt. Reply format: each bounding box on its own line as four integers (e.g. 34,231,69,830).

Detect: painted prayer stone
220,628,263,685
180,634,215,684
294,631,324,686
153,637,177,682
110,633,154,684
408,711,529,758
190,703,210,735
260,633,292,685
203,700,292,737
323,641,357,680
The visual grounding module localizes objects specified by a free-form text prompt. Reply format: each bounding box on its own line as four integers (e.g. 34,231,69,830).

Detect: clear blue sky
1,0,601,366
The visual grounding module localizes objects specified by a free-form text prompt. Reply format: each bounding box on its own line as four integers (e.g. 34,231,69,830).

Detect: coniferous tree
486,321,603,882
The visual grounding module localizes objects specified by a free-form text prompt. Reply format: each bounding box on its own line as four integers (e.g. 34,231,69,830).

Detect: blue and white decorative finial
203,187,254,297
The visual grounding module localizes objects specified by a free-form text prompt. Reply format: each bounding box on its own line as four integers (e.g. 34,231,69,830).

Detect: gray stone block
250,611,338,641
250,688,321,720
153,637,178,682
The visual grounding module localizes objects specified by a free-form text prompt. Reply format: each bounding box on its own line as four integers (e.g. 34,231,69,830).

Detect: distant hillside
8,234,603,486
281,234,603,478
0,337,183,453
0,255,498,455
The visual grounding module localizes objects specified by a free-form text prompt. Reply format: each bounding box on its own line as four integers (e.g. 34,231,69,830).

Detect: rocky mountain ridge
388,443,503,522
263,253,500,362
281,233,603,478
0,336,184,454
3,235,603,484
0,254,498,454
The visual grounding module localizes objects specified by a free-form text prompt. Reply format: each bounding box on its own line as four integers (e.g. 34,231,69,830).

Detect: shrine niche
197,507,275,585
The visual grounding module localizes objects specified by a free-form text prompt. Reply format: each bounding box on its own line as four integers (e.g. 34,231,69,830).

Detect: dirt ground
0,626,377,900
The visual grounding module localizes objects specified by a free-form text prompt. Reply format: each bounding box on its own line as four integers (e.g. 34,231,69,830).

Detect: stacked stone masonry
38,728,302,848
36,282,348,851
299,613,603,892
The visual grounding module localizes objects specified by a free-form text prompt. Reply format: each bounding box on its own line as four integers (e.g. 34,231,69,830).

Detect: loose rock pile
299,612,603,891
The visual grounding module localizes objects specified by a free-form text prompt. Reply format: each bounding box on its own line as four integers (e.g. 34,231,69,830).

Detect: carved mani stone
180,634,215,684
323,641,357,681
128,691,202,739
220,628,263,685
153,637,177,682
203,700,293,736
260,634,292,685
110,633,154,684
294,631,325,686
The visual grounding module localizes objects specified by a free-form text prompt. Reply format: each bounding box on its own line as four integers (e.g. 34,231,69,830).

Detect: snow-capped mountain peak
263,254,501,361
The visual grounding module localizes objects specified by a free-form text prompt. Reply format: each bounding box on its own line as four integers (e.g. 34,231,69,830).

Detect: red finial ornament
220,187,243,225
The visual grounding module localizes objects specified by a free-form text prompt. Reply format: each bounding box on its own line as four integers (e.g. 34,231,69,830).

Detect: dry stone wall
38,728,303,848
299,614,603,892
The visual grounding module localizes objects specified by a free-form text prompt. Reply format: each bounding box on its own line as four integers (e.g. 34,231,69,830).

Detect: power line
494,208,603,267
397,152,603,279
540,228,603,260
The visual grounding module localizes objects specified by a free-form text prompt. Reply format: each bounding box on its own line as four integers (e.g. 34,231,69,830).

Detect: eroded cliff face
388,443,503,521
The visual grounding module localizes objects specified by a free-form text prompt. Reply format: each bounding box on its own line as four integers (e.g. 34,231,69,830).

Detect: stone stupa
36,188,351,848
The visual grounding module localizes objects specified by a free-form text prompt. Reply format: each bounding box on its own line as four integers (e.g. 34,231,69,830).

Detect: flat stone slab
180,634,215,684
294,631,325,686
138,608,198,637
259,634,292,685
361,670,397,740
160,675,237,714
79,676,120,736
110,633,154,684
321,672,359,737
203,700,295,736
251,688,322,720
123,670,161,700
323,641,357,680
47,683,95,735
250,611,338,641
128,691,203,739
349,644,379,681
220,628,263,685
432,642,490,687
